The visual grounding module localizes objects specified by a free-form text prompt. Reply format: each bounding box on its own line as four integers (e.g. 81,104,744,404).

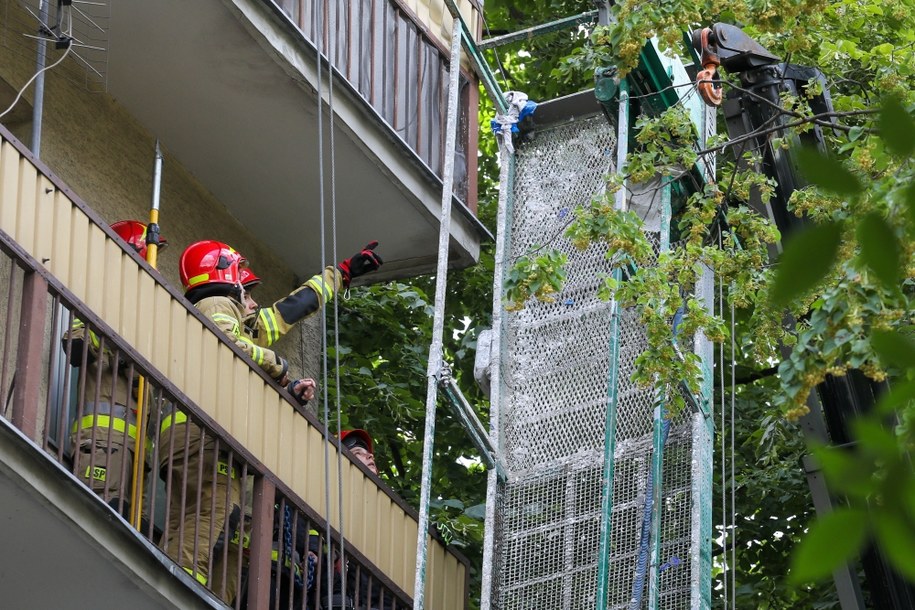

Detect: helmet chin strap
233,281,245,304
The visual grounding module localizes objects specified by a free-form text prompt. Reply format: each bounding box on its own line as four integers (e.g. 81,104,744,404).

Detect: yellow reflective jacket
195,295,288,380
65,320,138,445
244,266,342,348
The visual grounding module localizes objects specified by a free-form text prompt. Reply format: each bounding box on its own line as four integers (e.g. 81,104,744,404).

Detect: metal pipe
480,139,514,610
412,19,462,610
477,10,599,50
30,0,49,156
440,377,506,481
648,180,673,610
442,0,508,113
130,140,164,529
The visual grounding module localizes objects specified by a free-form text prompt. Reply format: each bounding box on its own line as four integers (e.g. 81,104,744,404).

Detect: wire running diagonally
0,38,72,120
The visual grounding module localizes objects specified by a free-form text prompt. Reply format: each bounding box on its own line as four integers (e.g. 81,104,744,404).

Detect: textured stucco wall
0,22,322,402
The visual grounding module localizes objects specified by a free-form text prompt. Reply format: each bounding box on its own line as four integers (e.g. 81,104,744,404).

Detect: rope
628,304,684,609
730,297,737,609
310,0,336,603
629,417,671,609
283,505,305,588
718,231,728,610
327,1,348,600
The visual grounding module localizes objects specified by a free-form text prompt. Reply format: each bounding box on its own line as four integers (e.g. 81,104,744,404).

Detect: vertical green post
596,76,629,610
594,267,623,610
648,179,672,609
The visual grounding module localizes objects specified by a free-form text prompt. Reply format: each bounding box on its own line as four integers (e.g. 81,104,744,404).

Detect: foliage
714,375,839,608
328,106,502,605
496,0,915,601
331,0,915,605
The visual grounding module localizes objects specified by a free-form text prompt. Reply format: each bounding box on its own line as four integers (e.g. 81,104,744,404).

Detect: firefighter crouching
66,220,167,516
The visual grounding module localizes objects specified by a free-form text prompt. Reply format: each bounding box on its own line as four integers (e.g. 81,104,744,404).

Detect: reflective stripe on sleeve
210,313,240,336
258,308,280,345
305,274,334,302
238,336,265,365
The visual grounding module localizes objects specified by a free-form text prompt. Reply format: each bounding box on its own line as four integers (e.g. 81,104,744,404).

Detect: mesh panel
491,115,710,610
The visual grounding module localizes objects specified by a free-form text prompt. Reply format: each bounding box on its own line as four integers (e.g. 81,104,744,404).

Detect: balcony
107,0,486,280
1,0,488,284
0,127,467,608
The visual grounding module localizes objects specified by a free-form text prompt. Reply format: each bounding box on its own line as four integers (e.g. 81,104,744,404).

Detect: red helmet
240,267,261,289
179,240,247,293
111,220,167,260
340,429,373,454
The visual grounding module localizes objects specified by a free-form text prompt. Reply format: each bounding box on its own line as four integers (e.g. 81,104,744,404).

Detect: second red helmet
111,220,167,260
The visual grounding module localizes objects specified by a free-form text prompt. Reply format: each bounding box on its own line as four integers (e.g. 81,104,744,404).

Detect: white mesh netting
489,115,711,610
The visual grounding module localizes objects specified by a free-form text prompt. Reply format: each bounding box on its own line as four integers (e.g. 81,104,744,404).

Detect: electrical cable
0,39,72,120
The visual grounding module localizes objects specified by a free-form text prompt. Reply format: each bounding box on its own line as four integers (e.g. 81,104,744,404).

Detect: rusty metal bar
11,270,48,439
248,476,275,609
0,258,18,420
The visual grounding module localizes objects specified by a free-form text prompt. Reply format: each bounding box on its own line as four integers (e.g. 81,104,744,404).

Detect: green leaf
905,182,915,238
814,446,874,498
878,96,915,158
770,221,842,307
796,148,863,196
464,503,487,520
871,329,915,368
441,498,465,510
873,42,895,55
857,212,901,290
873,508,915,582
789,508,868,584
850,417,897,460
874,378,915,415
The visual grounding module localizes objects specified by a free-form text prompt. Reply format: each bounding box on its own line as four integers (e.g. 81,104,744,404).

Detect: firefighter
233,429,383,610
66,220,167,515
161,239,382,598
340,429,378,475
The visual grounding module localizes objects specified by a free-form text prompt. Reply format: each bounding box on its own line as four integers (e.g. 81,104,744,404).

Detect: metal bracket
436,361,507,482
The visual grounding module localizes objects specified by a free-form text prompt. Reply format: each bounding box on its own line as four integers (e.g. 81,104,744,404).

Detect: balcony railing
0,126,466,607
267,0,480,209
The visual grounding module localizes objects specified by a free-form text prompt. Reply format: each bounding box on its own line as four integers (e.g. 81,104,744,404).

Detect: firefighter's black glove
337,241,383,287
286,378,316,406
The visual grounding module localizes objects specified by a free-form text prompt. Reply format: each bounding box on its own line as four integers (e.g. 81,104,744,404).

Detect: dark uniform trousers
159,415,241,600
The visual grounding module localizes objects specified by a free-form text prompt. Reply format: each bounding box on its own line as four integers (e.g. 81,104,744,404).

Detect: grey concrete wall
0,20,323,407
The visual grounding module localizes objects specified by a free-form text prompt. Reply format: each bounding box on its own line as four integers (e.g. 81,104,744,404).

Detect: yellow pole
129,141,163,530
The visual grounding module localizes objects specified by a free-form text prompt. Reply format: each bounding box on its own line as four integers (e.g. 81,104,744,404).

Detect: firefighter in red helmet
160,239,382,598
110,219,168,259
65,220,167,516
340,429,378,475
